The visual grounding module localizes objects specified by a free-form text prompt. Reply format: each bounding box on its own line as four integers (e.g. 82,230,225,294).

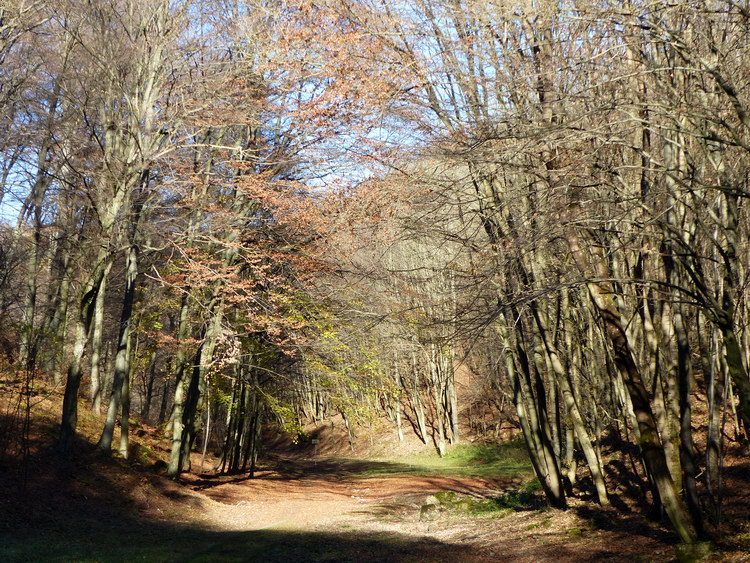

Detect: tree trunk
58,243,113,454
167,293,191,478
179,306,222,472
98,239,139,453
119,347,132,459
498,318,566,509
89,262,112,413
565,217,698,544
532,306,609,505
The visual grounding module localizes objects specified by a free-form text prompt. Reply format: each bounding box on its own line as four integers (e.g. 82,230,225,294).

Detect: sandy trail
185,460,508,533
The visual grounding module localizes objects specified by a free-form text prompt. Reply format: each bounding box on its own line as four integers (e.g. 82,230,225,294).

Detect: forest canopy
2,0,750,547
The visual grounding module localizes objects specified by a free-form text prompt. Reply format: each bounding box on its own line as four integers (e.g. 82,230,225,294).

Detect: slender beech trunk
498,319,566,509
393,364,405,441
565,214,698,544
58,243,113,454
178,305,223,472
119,342,133,459
662,132,704,531
702,317,724,521
446,359,459,445
718,192,750,442
403,352,428,444
98,236,139,453
142,352,158,421
158,377,170,426
674,299,702,532
430,344,446,456
218,372,240,475
89,262,112,412
200,393,211,474
18,197,44,370
531,306,609,505
167,292,191,477
639,268,681,489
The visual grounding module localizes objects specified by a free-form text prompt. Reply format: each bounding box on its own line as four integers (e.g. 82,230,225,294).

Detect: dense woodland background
2,0,750,548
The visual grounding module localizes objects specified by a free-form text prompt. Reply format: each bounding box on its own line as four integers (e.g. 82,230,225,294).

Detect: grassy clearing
345,441,532,479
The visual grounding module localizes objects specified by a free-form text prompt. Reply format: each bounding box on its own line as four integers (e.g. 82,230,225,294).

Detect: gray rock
420,503,439,521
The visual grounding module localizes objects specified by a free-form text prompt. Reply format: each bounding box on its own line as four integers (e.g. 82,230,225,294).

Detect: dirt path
185,458,509,531
0,453,710,562
174,458,680,562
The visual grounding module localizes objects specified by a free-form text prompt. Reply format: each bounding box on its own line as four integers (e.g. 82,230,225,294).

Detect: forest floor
4,444,750,562
177,455,689,563
2,386,750,561
0,450,687,562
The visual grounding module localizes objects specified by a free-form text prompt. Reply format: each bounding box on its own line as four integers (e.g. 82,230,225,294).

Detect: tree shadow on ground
189,457,519,507
270,457,432,477
711,456,750,557
2,519,475,563
572,502,677,546
191,456,493,489
266,453,526,481
0,445,474,563
188,458,428,491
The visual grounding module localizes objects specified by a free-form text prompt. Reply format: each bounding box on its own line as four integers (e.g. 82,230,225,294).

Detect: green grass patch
347,441,532,479
415,478,544,519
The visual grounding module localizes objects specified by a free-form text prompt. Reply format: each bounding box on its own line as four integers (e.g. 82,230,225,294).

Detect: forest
2,0,750,560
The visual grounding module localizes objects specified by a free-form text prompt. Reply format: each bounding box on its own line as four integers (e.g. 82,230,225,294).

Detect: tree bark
98,237,139,453
89,262,112,413
564,216,698,543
